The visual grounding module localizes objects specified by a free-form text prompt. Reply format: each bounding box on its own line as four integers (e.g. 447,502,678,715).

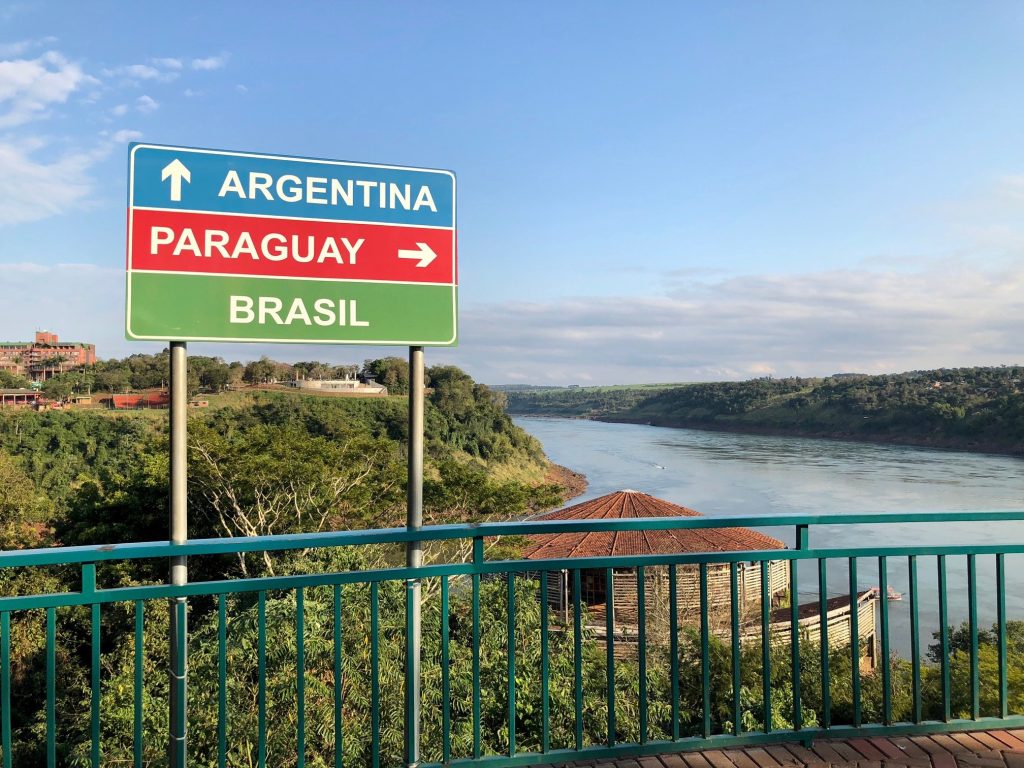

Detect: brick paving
564,730,1024,768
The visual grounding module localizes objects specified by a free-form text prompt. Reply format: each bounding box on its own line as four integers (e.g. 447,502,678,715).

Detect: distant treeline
2,352,428,400
498,383,674,418
504,367,1024,454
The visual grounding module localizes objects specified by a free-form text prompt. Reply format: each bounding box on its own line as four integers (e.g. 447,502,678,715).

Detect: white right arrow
161,158,191,202
397,242,437,268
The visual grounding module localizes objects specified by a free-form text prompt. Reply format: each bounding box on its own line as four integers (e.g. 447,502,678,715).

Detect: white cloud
135,94,158,113
152,57,183,70
0,44,224,228
449,263,1024,384
0,37,58,58
235,84,248,94
0,42,32,58
103,61,180,83
0,50,95,127
191,53,229,71
114,63,159,79
0,139,104,225
111,129,143,143
0,48,121,225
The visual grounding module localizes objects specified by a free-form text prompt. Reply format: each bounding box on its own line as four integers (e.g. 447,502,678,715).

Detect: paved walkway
567,730,1024,768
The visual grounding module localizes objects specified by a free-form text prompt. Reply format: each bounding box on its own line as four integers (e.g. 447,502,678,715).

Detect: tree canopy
505,366,1024,453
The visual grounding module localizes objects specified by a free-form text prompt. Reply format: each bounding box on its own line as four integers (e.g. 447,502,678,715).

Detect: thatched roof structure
521,489,785,561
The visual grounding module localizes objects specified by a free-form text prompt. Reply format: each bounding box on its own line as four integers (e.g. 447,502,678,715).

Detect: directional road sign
126,144,457,345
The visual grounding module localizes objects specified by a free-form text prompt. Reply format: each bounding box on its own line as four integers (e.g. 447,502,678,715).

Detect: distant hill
503,383,675,418
489,384,564,392
505,367,1024,455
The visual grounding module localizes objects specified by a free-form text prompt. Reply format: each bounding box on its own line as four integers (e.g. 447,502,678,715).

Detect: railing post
83,564,101,768
1,611,11,768
795,524,809,550
793,525,808,742
168,341,188,768
405,346,424,768
472,536,483,758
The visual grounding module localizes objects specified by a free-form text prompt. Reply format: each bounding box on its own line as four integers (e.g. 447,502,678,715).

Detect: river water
515,416,1024,656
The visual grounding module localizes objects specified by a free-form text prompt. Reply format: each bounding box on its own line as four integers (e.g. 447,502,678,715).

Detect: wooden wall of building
536,561,790,629
522,567,878,670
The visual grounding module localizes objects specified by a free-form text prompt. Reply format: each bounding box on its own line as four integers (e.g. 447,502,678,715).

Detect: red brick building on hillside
0,331,96,381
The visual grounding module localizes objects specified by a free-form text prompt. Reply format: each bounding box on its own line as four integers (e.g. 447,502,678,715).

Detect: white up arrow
397,242,437,268
161,159,191,202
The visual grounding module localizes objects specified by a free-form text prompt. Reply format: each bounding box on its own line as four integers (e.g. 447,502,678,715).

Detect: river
515,416,1024,656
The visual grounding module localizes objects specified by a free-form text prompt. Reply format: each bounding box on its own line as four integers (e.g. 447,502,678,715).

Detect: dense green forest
1,359,563,549
505,367,1024,454
0,357,581,763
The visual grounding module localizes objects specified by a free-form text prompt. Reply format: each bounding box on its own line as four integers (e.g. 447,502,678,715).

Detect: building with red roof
521,490,790,633
110,391,170,409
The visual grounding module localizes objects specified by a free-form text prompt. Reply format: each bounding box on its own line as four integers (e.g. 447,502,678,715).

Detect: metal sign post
168,341,188,766
405,346,424,767
126,144,456,766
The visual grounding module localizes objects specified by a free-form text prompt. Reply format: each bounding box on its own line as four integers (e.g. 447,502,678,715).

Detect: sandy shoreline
544,462,588,502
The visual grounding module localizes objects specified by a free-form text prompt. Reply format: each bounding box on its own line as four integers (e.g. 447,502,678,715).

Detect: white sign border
125,143,457,346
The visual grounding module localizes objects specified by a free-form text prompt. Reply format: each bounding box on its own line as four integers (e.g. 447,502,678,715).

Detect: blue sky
3,2,1024,383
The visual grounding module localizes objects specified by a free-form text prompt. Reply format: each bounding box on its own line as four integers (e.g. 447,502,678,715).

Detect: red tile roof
521,490,785,560
111,391,170,409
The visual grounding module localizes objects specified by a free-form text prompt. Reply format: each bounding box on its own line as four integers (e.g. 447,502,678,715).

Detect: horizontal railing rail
1,508,1023,568
3,543,1024,611
1,509,1022,768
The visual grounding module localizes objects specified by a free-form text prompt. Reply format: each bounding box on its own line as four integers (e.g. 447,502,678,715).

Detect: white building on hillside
287,377,388,396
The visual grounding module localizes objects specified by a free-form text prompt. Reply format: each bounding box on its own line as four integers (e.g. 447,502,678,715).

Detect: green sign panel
126,143,457,345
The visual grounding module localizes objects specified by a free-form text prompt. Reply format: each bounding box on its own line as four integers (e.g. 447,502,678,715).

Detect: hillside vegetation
0,359,578,764
505,367,1024,454
1,359,566,556
499,383,674,418
24,351,414,400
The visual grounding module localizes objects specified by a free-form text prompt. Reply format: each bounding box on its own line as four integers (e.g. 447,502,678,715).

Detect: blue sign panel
129,144,456,227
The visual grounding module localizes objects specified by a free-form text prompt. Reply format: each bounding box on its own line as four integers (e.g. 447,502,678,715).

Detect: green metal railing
0,510,1023,766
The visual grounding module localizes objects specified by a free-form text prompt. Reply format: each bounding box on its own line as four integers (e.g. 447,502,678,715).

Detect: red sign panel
130,209,454,284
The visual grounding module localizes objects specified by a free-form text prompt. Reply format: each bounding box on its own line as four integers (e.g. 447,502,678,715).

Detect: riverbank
544,461,588,501
598,414,1024,458
504,368,1024,459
